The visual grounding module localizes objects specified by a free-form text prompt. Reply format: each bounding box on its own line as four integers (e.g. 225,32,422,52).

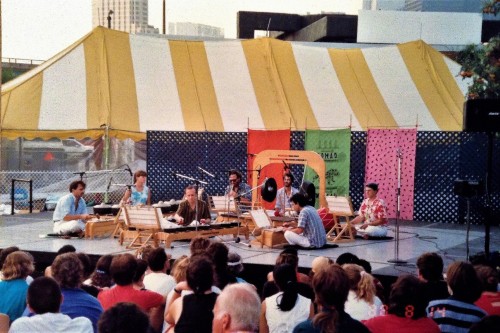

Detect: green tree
2,68,16,83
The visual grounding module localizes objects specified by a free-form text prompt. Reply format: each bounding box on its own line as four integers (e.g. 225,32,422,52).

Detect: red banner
247,129,291,209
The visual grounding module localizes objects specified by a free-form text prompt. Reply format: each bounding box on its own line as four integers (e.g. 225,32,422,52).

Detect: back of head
312,264,350,333
110,254,138,286
388,275,427,319
311,256,331,275
0,246,20,268
446,261,482,303
475,265,499,292
207,242,229,269
342,263,375,303
417,252,444,282
186,256,213,295
2,250,34,280
91,254,113,288
290,193,307,207
171,256,190,283
336,252,359,266
227,252,244,276
276,252,299,269
98,302,150,333
52,252,84,288
190,237,211,257
28,277,61,314
56,244,76,255
133,259,148,284
76,252,93,279
216,284,261,332
273,263,298,312
146,247,167,272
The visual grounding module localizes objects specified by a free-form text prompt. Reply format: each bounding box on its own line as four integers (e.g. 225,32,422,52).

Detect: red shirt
475,291,500,315
359,197,388,225
363,314,440,333
98,285,164,311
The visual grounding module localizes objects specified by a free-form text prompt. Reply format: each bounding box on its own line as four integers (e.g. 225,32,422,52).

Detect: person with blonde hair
343,263,383,320
0,251,35,322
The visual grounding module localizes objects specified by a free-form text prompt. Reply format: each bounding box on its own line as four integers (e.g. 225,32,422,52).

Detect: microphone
282,161,289,169
198,166,215,178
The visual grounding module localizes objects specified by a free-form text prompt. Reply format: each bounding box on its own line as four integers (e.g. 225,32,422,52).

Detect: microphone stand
388,148,407,265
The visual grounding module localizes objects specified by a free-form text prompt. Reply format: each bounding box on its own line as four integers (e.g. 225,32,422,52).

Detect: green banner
304,128,351,203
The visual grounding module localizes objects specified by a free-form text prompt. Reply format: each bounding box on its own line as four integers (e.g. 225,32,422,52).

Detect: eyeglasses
229,179,238,182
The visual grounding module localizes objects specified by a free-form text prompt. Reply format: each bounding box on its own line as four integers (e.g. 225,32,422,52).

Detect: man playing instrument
274,173,299,216
53,180,95,236
225,170,251,202
174,185,211,225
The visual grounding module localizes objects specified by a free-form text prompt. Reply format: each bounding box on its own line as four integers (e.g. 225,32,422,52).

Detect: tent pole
104,125,110,203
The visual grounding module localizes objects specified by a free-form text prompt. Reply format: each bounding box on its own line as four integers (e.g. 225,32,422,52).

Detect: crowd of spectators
0,240,499,333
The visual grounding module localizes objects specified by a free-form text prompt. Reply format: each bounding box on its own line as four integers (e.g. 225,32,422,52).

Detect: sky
2,0,363,60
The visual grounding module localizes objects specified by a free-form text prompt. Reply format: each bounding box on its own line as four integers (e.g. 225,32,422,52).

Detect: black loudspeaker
463,99,500,132
453,179,484,198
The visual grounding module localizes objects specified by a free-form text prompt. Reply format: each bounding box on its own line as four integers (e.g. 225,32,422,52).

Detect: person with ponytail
343,264,383,321
293,264,370,333
165,255,218,333
260,264,313,333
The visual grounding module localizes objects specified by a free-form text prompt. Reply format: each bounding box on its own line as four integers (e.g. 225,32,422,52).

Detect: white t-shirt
344,290,383,321
143,272,176,297
265,292,311,333
9,312,93,333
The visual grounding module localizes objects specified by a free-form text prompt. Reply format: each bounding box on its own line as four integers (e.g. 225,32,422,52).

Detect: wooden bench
325,196,355,243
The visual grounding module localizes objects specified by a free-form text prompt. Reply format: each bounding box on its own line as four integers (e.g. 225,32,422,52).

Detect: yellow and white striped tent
1,27,469,141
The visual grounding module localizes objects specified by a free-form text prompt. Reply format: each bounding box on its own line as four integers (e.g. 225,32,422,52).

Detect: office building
168,22,224,38
92,0,158,34
404,0,482,12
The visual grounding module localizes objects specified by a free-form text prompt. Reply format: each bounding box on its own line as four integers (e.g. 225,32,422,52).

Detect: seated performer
283,193,326,248
53,180,95,236
174,185,211,225
121,170,151,205
274,173,299,216
351,182,388,238
225,169,251,202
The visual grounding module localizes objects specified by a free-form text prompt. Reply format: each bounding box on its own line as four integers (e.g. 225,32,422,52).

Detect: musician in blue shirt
53,180,94,235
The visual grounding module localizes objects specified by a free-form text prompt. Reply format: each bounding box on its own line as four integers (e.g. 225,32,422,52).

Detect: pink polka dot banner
365,129,417,220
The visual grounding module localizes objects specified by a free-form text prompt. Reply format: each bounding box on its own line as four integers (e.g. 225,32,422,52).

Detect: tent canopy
1,27,469,141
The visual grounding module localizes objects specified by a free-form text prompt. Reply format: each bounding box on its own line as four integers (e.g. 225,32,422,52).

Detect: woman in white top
260,263,313,333
343,263,384,320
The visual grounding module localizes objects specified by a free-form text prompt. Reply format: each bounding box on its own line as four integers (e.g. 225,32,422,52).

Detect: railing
2,57,44,65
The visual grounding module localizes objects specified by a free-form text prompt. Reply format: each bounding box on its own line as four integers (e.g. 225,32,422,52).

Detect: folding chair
118,206,162,249
325,196,355,243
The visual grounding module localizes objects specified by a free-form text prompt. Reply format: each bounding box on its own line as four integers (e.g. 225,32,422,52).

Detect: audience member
84,254,113,291
362,275,440,333
190,236,211,257
133,259,149,290
44,244,76,277
426,261,486,333
0,251,34,322
51,252,103,333
227,252,247,283
293,264,370,333
343,263,383,321
416,252,449,303
76,252,100,297
9,277,93,333
97,253,165,332
213,283,261,333
207,242,235,290
260,263,313,333
98,302,150,333
474,265,500,315
335,252,359,266
469,315,500,333
143,247,176,297
309,256,331,279
165,256,218,333
357,258,386,304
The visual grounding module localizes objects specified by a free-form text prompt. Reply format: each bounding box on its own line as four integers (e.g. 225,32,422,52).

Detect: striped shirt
297,205,327,248
426,297,487,333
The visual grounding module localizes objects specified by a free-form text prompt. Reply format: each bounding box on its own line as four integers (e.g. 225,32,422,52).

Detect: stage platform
0,211,498,283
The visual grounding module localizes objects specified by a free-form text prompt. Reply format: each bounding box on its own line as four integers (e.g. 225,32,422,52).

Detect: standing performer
351,183,388,238
53,180,95,236
225,170,251,202
274,173,299,216
121,170,151,206
283,193,326,248
174,185,211,225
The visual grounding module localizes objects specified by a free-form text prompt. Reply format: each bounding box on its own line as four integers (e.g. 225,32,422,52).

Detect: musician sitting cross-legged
283,193,327,248
174,185,211,225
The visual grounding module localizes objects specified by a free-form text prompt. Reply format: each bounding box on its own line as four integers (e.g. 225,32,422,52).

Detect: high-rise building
363,0,406,10
404,0,482,13
92,0,158,34
168,22,224,38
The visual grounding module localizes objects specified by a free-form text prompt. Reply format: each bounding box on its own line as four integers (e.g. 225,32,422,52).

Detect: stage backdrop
304,128,351,204
247,129,291,209
365,129,417,220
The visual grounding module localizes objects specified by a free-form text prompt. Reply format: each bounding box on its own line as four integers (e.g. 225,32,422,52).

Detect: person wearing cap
351,183,388,238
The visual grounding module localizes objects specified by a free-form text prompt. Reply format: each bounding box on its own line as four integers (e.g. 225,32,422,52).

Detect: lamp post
107,10,114,29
